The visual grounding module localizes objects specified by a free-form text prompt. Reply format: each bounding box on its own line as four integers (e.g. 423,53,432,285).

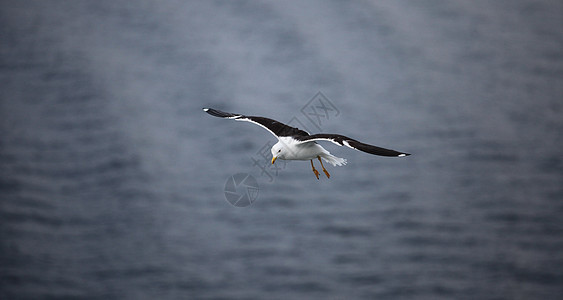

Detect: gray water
1,1,562,299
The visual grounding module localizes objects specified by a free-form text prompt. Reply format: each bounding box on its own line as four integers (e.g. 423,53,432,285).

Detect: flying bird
203,108,410,179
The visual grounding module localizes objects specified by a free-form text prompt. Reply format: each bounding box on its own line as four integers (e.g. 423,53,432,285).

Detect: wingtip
398,153,411,157
202,107,240,119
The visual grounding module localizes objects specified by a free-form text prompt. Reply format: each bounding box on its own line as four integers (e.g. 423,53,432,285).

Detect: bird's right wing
203,108,309,138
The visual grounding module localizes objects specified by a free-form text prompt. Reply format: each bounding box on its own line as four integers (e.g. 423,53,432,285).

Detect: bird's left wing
294,134,410,157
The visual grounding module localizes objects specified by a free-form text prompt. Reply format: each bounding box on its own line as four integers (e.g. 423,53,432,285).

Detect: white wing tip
398,153,409,157
202,108,209,111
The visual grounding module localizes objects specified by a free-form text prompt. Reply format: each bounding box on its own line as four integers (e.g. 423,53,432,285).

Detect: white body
272,137,347,166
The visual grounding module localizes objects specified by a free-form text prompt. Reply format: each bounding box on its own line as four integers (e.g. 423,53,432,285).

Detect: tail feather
321,154,347,166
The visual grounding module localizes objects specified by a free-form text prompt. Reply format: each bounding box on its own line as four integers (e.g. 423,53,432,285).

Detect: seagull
203,108,410,179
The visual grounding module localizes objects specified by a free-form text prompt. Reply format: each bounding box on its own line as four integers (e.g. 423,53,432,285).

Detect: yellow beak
271,156,277,164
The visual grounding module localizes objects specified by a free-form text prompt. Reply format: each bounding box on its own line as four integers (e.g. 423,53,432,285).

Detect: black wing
203,108,309,138
294,134,410,157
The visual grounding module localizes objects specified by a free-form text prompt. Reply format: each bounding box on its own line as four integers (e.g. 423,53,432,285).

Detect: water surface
1,1,562,299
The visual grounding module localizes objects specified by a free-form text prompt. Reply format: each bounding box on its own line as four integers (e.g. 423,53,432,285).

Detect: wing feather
203,108,309,138
294,134,410,157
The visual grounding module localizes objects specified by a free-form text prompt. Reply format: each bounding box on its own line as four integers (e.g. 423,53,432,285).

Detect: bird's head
270,141,285,164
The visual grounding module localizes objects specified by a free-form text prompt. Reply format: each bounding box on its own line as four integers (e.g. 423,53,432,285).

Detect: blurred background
1,1,562,299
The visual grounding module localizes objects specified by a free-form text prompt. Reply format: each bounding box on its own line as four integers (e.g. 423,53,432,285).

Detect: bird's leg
310,159,320,180
317,156,330,179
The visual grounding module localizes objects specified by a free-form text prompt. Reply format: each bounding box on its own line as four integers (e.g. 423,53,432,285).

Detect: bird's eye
278,149,281,153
